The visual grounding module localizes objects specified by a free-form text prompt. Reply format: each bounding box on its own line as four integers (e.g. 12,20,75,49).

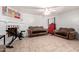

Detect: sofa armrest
66,32,70,36
69,31,76,36
54,30,59,32
27,29,32,34
53,30,58,34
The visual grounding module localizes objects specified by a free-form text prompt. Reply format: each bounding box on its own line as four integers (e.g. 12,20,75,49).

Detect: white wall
0,22,6,35
20,14,48,36
0,6,49,44
0,7,6,35
22,14,48,28
56,9,79,39
0,6,48,36
0,7,22,35
56,9,79,32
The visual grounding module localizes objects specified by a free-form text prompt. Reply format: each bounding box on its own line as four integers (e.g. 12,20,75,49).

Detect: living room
1,0,79,59
0,6,79,52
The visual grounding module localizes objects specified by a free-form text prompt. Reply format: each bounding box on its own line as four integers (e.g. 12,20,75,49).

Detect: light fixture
37,8,56,16
44,8,56,16
44,8,51,15
47,8,56,12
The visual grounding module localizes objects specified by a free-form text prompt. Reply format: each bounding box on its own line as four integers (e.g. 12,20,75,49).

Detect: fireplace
6,25,18,37
8,28,17,37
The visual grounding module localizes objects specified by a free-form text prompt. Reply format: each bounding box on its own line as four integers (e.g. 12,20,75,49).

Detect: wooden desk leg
4,35,6,52
4,35,5,45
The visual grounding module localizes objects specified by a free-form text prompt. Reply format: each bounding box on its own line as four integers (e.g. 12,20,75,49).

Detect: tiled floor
6,35,79,52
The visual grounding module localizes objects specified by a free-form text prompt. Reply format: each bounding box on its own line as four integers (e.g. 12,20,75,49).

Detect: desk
0,35,5,52
0,35,5,45
21,30,25,37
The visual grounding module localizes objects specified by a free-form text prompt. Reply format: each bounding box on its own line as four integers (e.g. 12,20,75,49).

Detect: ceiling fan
37,7,57,15
37,6,64,16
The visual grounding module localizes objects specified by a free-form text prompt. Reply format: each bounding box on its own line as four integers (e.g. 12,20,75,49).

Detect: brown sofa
54,28,76,40
27,26,48,37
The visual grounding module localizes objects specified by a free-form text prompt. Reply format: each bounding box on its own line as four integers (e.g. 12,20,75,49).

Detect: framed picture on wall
2,6,21,19
15,12,20,19
2,6,7,15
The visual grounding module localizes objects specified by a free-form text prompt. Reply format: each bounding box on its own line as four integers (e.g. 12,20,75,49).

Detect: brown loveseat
27,26,48,37
54,28,76,40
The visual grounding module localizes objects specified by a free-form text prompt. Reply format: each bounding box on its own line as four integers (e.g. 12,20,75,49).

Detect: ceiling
10,6,79,16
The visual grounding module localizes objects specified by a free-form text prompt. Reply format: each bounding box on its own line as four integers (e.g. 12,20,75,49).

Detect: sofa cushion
56,32,67,36
29,26,44,31
32,30,47,34
59,28,75,32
